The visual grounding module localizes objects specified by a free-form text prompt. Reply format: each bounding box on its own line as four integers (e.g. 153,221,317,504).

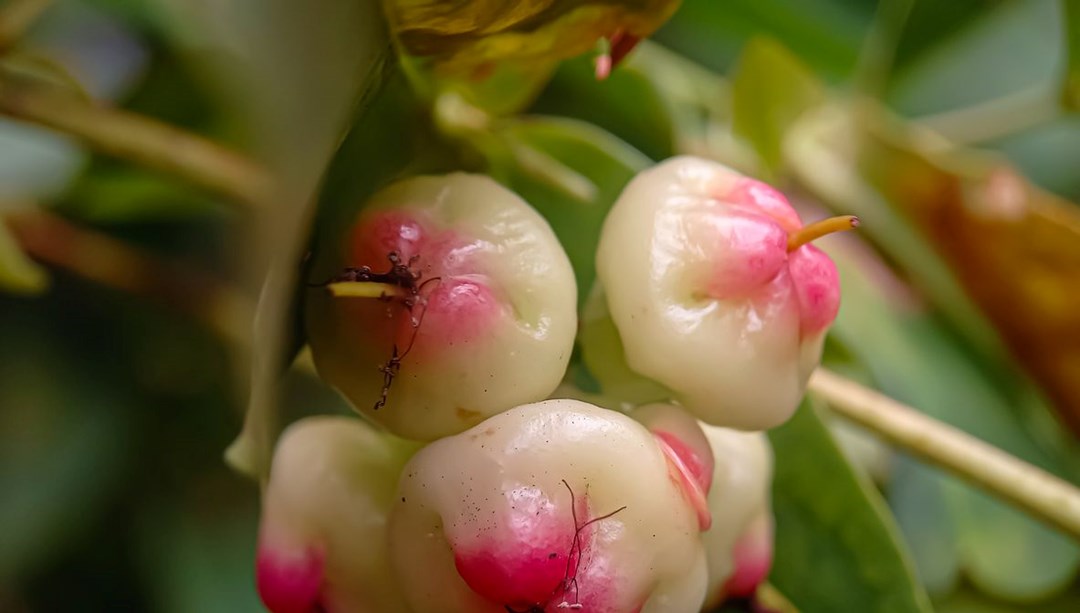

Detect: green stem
915,84,1061,145
0,69,272,208
0,0,53,51
4,208,251,343
809,368,1080,541
853,0,914,98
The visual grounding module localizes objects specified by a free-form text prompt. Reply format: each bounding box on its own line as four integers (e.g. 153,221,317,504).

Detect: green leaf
578,285,670,405
222,0,396,479
826,238,1080,601
0,330,131,581
888,458,961,594
731,37,825,174
886,0,1061,116
934,584,1080,613
0,217,48,294
652,0,874,80
769,400,932,613
59,164,226,223
496,116,650,307
531,53,676,160
307,68,457,278
1066,0,1080,109
137,496,263,613
891,0,990,73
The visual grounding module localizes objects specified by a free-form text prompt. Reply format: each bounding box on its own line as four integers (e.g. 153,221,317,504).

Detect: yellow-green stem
0,69,272,208
810,368,1080,541
0,0,53,51
327,280,404,299
787,215,859,252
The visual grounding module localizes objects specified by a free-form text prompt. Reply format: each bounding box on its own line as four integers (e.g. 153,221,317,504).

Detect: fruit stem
786,215,859,252
0,69,272,208
326,281,405,299
810,368,1080,541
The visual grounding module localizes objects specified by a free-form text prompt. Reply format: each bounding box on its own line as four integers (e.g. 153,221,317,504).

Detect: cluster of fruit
256,156,849,612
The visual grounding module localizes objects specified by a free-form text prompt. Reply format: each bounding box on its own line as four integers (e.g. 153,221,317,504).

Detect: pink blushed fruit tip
654,431,713,531
346,209,504,356
255,544,325,613
452,485,624,611
788,245,841,335
452,487,580,608
723,516,774,599
727,179,803,234
704,214,788,299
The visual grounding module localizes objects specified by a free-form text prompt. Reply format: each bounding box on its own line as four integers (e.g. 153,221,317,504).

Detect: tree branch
0,69,273,208
0,0,53,51
3,208,251,344
809,368,1080,541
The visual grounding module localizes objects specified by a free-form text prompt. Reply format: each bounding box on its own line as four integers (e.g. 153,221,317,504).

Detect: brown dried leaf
857,108,1080,434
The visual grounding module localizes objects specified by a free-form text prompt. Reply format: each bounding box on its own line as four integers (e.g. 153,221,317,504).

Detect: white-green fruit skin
257,416,419,612
699,423,773,606
306,174,578,441
388,399,709,612
596,156,825,430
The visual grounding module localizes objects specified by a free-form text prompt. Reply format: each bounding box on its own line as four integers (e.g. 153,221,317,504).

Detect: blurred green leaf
886,0,1061,116
731,36,824,174
0,331,130,581
653,0,874,80
496,116,649,306
992,116,1080,202
826,237,1080,601
138,494,262,613
220,0,398,479
308,69,454,273
578,285,670,405
60,164,226,223
0,217,48,294
531,53,676,160
1065,0,1080,109
769,400,932,613
934,584,1080,613
888,458,961,595
890,0,987,73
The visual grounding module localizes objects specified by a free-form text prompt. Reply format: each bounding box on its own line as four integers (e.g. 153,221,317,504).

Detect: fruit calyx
786,215,859,252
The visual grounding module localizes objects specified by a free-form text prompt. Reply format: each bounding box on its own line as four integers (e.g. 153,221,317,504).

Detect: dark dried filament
317,251,440,411
507,481,627,612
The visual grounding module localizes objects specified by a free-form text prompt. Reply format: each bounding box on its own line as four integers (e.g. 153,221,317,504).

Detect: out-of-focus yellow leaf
857,109,1080,435
383,0,678,69
731,36,825,175
0,216,47,295
1063,0,1080,109
381,0,680,114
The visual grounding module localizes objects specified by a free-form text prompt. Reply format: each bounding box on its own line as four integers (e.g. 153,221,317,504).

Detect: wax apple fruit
306,174,577,440
255,416,418,613
596,156,851,430
697,424,773,606
389,399,711,612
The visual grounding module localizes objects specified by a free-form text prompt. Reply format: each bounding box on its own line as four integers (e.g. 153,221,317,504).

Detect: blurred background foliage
2,0,1080,611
